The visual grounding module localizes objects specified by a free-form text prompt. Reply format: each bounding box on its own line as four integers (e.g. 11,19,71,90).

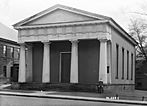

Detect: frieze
19,24,108,36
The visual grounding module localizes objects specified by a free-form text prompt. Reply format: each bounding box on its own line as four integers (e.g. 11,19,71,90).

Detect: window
131,53,133,80
3,45,7,57
122,48,124,79
14,48,20,59
116,44,119,79
107,66,110,73
6,46,11,58
10,47,14,58
3,66,6,77
17,48,20,59
127,51,129,80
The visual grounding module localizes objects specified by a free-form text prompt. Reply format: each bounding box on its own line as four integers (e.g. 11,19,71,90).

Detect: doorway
10,64,19,82
60,52,71,83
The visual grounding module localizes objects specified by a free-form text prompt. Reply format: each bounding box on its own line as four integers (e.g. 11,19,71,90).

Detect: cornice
108,20,137,46
14,20,109,30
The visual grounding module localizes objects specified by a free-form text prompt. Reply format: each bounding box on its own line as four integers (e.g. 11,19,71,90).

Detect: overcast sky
0,0,147,32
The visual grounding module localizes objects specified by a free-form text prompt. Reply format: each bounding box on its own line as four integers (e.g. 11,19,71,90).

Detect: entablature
18,32,111,43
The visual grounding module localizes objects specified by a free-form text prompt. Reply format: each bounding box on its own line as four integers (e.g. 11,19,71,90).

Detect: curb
0,91,147,105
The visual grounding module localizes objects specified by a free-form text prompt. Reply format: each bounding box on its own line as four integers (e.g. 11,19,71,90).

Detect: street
0,95,145,106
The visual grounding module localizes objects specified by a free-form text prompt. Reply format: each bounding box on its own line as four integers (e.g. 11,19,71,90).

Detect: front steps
10,82,135,93
11,83,99,92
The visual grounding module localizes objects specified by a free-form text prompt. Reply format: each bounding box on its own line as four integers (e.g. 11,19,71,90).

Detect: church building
13,4,137,90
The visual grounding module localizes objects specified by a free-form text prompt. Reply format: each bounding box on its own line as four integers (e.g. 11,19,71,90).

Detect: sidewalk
0,89,147,105
0,84,147,104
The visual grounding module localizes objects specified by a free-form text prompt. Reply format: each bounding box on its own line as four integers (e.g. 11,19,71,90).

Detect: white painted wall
111,26,135,84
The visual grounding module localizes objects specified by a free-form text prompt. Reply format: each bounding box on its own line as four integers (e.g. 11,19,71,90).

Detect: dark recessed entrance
60,52,71,83
11,64,19,82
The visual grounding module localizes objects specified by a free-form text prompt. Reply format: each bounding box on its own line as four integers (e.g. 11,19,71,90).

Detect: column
99,39,107,84
70,39,78,83
26,44,32,82
42,41,50,83
19,43,26,82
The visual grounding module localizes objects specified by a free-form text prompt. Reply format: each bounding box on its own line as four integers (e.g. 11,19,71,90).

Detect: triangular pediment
14,4,110,27
25,9,98,25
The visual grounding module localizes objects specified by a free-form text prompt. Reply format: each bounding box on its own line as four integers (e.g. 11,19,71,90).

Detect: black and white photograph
0,0,147,105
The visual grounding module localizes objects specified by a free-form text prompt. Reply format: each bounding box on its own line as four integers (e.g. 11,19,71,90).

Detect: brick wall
0,40,19,83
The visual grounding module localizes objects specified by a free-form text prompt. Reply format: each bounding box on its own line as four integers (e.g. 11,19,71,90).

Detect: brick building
0,38,19,83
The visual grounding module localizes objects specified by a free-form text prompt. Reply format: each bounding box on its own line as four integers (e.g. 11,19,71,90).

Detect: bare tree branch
129,19,147,62
131,12,147,16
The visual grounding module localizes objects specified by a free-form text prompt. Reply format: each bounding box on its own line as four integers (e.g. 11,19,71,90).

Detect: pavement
0,84,147,105
0,84,11,89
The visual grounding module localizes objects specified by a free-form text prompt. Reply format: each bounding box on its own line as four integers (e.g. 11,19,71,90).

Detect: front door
11,64,19,82
60,52,71,83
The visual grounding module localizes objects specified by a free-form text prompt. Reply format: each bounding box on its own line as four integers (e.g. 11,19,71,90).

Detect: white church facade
13,4,137,90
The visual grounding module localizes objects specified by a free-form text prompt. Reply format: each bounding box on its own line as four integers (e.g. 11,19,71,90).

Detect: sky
0,0,147,32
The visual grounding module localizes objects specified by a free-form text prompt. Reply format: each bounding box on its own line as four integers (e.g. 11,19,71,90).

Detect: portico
18,27,111,84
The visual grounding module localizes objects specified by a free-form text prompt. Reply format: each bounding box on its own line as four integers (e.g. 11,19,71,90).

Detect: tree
128,18,147,62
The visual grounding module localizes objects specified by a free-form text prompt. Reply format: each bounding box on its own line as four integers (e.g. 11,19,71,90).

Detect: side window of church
131,53,133,80
122,48,124,79
127,50,129,80
116,44,119,79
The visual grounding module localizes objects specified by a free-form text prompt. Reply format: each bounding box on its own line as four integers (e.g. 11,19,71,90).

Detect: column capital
41,40,51,45
99,39,108,42
19,42,26,46
70,39,79,44
26,43,33,48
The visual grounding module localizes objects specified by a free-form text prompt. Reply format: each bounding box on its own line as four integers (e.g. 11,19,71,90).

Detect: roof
13,4,137,46
0,37,19,46
0,22,18,42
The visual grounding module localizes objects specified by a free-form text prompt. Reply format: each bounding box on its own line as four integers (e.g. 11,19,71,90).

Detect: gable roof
13,4,137,46
0,22,18,42
13,4,111,27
